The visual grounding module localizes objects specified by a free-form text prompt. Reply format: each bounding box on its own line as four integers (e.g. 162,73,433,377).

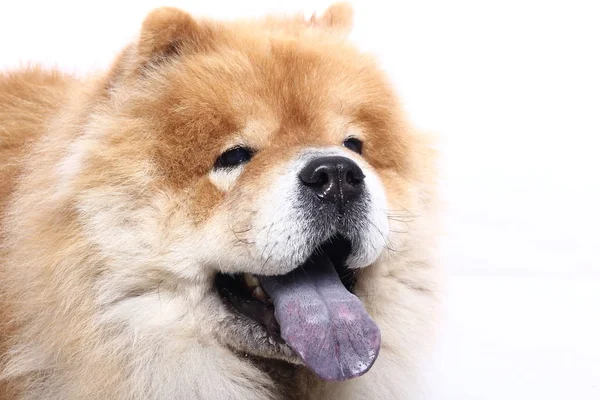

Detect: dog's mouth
215,236,381,381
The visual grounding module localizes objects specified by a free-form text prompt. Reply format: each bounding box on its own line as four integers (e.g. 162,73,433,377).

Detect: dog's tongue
260,254,381,381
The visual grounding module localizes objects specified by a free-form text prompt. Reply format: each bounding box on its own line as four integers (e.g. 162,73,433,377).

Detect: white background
1,1,599,398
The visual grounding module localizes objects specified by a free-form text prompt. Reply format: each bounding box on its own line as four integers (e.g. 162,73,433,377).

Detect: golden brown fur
1,4,438,399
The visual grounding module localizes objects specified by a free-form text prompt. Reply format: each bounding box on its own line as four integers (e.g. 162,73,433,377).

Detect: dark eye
343,138,363,155
215,146,254,169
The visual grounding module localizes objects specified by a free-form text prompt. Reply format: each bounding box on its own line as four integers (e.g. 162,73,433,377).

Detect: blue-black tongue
260,253,381,381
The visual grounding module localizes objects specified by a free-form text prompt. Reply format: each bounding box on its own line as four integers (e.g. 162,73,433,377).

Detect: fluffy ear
137,7,215,64
310,2,354,35
102,8,217,90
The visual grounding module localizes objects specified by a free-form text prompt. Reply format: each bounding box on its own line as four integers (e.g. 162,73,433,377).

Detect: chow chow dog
0,3,439,399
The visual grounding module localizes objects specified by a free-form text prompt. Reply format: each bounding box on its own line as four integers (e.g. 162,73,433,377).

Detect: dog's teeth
242,274,270,302
251,286,268,302
243,273,260,288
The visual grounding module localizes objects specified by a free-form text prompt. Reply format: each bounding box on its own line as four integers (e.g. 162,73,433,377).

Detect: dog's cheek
376,168,429,256
184,176,225,224
210,156,304,273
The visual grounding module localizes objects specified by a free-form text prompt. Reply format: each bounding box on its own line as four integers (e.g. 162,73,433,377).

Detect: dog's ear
102,8,218,91
137,7,216,65
310,3,354,35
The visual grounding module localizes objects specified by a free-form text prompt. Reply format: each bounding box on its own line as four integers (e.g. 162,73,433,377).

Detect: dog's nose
299,156,365,207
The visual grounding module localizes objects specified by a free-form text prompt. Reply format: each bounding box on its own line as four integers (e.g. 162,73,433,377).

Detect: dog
0,3,439,399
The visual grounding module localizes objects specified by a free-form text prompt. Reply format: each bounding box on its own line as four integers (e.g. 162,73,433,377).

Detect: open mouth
215,236,355,340
215,235,381,381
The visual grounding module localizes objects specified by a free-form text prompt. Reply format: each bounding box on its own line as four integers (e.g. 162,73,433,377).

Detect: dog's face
67,5,414,381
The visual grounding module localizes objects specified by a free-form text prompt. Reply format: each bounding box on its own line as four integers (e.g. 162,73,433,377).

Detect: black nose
299,156,365,208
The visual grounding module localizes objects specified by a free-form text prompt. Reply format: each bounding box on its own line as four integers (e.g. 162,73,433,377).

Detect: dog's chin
213,235,357,365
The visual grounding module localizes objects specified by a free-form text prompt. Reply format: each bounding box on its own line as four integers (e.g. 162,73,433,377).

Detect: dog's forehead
180,45,345,109
143,33,405,185
170,44,380,141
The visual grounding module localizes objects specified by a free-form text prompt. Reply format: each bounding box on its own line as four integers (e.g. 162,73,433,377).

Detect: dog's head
62,4,425,382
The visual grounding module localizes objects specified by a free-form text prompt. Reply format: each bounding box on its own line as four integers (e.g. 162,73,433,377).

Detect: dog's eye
343,138,363,155
215,146,254,169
